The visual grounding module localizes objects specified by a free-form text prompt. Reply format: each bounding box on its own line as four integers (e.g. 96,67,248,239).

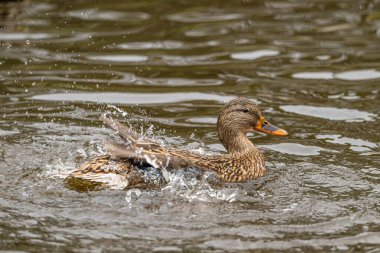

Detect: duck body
67,97,287,189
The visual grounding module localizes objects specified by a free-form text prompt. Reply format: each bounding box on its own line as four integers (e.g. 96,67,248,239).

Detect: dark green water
1,0,380,252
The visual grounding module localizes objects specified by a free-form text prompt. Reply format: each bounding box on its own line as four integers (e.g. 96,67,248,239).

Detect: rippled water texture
1,0,380,252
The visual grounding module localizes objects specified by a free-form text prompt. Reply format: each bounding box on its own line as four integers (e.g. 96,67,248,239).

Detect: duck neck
218,130,260,155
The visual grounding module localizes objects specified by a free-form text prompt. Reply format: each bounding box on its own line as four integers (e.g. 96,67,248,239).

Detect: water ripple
199,232,380,251
261,143,327,156
31,92,236,105
293,69,380,81
115,40,184,50
66,9,150,21
316,134,378,152
0,32,54,40
167,11,244,23
86,54,149,63
280,105,377,122
231,49,280,60
1,0,380,251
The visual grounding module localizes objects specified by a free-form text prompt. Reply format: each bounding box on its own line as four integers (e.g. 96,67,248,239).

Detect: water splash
106,104,129,117
43,143,107,179
125,189,142,207
160,171,240,203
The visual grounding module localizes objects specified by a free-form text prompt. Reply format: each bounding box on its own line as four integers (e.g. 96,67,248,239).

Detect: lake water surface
1,0,380,252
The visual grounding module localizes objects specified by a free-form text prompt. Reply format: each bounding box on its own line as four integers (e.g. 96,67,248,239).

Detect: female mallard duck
67,97,287,189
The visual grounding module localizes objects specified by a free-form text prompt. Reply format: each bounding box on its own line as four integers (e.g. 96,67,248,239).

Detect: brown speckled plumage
67,97,286,188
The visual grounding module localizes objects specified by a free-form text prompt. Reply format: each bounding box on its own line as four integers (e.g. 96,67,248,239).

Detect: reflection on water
261,143,327,156
1,0,380,252
293,69,380,81
230,49,280,60
87,54,149,62
280,105,377,122
316,134,378,153
31,92,236,104
0,32,53,40
66,9,150,21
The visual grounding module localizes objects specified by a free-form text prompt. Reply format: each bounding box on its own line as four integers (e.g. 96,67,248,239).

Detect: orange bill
254,116,288,136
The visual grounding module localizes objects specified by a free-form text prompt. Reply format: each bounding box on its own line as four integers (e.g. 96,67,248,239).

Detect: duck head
217,97,287,153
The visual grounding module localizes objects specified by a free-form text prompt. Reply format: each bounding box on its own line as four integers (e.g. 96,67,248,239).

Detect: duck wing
101,115,156,145
105,141,192,170
102,115,194,169
101,118,239,174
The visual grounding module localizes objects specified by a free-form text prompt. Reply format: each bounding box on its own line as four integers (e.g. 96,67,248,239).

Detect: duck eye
242,108,249,113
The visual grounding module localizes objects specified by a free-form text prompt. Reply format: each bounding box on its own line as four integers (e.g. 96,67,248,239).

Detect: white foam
161,171,239,203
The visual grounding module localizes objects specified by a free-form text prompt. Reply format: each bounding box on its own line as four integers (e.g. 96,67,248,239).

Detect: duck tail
69,155,111,176
66,155,144,190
